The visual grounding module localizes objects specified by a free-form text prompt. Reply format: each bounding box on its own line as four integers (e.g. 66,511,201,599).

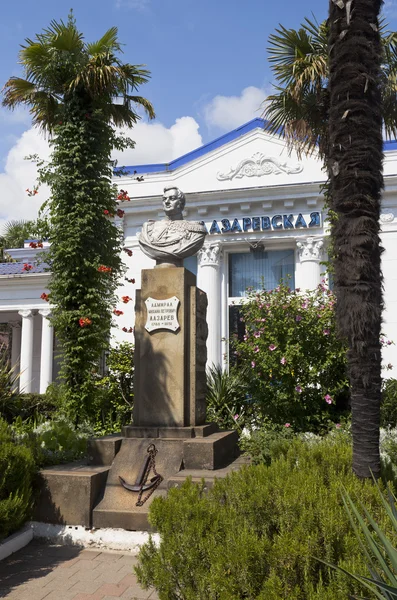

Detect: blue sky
0,0,396,223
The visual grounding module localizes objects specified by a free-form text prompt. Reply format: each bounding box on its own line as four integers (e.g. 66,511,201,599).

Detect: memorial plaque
144,296,180,333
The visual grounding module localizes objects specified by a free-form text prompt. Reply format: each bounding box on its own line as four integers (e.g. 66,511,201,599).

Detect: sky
0,0,397,225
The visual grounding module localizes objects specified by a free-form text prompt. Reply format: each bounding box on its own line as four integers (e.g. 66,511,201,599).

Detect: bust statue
138,186,207,267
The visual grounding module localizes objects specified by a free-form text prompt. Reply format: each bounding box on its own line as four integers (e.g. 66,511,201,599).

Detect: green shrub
13,416,91,467
93,342,134,435
233,283,349,432
381,378,397,428
136,435,395,600
1,392,57,424
206,364,252,432
0,418,36,540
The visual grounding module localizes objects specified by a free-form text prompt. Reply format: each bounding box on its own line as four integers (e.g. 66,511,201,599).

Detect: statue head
162,186,186,218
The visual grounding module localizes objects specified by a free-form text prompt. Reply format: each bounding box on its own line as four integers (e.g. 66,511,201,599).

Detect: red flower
116,209,125,218
113,309,124,316
26,188,38,197
98,265,112,273
37,242,43,248
29,242,37,249
103,209,110,215
22,263,33,272
123,248,133,257
121,295,132,304
40,293,49,302
122,326,133,333
79,317,92,327
122,327,127,332
125,277,135,284
117,189,130,201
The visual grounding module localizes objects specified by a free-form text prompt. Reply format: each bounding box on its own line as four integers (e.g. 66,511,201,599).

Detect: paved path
0,541,159,600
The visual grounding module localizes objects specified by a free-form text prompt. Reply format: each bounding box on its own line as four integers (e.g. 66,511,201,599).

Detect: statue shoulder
186,220,207,233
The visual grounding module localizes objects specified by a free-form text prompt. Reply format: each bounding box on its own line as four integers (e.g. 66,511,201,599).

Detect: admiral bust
138,186,207,267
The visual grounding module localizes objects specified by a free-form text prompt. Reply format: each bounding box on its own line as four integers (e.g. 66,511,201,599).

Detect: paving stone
69,579,103,594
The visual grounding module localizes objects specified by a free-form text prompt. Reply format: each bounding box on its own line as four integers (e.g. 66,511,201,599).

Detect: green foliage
12,415,91,467
206,364,251,432
233,282,349,432
136,435,395,600
381,379,397,428
0,344,19,415
2,14,154,423
93,342,134,434
0,219,35,262
0,418,36,540
321,480,397,599
1,392,57,424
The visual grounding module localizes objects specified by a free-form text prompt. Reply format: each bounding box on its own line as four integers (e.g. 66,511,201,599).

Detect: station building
1,118,397,393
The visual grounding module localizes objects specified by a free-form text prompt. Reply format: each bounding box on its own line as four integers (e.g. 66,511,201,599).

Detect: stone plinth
134,267,207,428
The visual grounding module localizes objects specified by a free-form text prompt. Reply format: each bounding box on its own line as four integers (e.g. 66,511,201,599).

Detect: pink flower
233,414,239,420
285,423,291,428
387,363,393,370
295,288,301,293
296,315,302,322
301,301,309,309
335,423,341,429
295,386,302,393
324,394,333,404
280,357,287,365
254,331,261,338
251,361,256,368
269,344,277,351
254,346,260,353
323,329,330,336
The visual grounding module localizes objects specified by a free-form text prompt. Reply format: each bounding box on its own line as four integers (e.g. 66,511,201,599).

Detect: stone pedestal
134,267,207,427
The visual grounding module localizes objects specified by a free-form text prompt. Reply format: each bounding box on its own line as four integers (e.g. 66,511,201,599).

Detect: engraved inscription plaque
144,296,180,333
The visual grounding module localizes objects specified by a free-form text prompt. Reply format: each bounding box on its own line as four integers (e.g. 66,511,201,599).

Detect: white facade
2,119,397,392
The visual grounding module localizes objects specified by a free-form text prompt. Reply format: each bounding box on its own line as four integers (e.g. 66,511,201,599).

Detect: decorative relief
380,213,395,223
18,309,35,319
197,243,222,267
297,237,324,262
39,309,52,319
216,152,303,181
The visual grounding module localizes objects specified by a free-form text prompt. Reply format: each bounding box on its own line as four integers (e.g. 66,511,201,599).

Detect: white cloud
0,128,51,226
0,116,203,224
203,86,267,132
112,116,203,167
115,0,150,10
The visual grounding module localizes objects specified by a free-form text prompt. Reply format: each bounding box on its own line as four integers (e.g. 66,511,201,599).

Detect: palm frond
86,27,120,56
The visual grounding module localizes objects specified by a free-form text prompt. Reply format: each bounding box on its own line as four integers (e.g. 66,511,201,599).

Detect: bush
381,378,397,428
1,392,57,424
206,364,252,432
12,416,91,467
93,342,134,435
0,418,36,540
233,282,349,432
135,434,396,600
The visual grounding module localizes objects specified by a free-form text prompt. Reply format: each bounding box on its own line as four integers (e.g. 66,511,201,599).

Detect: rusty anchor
119,443,163,506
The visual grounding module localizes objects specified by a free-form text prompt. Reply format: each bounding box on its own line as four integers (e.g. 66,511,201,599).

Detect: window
229,249,295,297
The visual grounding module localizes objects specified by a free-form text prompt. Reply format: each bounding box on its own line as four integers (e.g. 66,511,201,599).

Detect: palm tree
0,220,34,261
264,12,389,478
2,13,155,420
2,13,155,132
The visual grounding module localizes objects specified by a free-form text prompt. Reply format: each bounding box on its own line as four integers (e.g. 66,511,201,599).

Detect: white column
9,320,21,392
197,243,222,369
296,236,324,290
18,309,35,393
39,309,53,393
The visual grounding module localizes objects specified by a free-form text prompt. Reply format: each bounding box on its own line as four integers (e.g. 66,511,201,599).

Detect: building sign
207,212,321,235
145,296,180,333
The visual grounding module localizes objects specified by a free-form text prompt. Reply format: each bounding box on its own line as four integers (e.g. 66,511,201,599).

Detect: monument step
34,462,110,528
121,423,218,439
183,430,239,470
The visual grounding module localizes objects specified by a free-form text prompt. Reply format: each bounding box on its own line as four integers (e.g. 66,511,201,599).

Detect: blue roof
115,118,397,176
0,262,49,276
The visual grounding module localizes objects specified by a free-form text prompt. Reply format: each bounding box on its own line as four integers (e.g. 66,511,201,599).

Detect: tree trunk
328,0,384,478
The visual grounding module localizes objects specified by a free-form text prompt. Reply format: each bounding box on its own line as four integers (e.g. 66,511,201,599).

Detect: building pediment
117,119,326,197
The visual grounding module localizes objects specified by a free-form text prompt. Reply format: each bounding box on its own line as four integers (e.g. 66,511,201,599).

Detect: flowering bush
233,282,349,431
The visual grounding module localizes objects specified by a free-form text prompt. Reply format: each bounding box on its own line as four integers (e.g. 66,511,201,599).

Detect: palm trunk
328,0,384,478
